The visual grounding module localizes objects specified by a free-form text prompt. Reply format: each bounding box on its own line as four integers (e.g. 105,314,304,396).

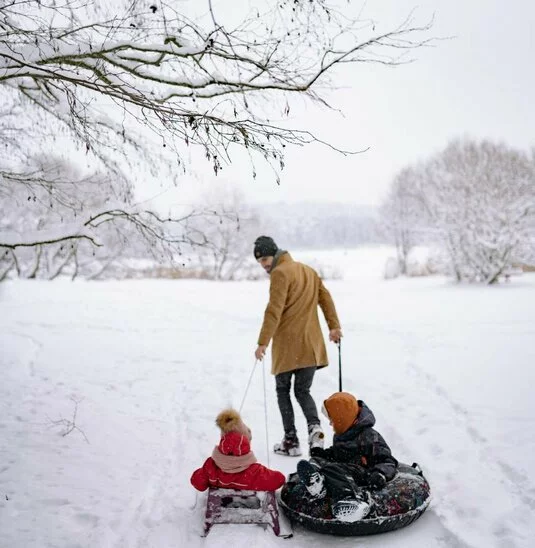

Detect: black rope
338,339,343,392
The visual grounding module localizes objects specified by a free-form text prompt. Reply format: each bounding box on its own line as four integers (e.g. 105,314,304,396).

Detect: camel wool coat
257,253,341,375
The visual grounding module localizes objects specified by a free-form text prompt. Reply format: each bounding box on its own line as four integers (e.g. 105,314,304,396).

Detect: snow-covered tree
0,0,433,265
188,186,260,280
407,139,535,284
379,167,425,274
0,152,195,278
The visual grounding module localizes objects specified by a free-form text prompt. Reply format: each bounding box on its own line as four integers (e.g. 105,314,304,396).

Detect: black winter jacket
317,400,398,480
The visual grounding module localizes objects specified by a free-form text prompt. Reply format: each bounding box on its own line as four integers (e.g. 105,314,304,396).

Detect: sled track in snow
406,362,535,507
3,329,43,377
109,361,238,547
104,375,192,548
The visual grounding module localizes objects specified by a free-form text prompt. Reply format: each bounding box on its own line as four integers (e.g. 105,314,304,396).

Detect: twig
47,396,89,443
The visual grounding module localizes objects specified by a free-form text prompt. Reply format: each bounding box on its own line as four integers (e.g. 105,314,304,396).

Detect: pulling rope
239,359,258,413
262,359,270,467
239,357,270,466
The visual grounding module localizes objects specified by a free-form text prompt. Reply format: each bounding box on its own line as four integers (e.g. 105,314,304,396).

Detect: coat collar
271,250,291,272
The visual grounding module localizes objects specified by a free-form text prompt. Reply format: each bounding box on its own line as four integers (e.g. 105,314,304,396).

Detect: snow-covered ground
1,247,534,548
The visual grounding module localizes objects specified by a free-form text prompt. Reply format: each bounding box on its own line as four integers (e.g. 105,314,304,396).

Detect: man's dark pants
275,367,320,437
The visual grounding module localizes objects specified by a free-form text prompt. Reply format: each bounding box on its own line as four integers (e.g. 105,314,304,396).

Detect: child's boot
332,493,371,522
297,460,327,499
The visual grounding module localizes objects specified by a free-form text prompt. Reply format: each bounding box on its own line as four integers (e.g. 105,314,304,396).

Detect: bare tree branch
1,1,434,175
0,1,436,264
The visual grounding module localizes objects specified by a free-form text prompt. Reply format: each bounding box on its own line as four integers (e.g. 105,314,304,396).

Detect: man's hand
329,328,343,343
255,345,267,361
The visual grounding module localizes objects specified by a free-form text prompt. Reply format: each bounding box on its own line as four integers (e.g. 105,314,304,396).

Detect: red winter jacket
190,432,285,492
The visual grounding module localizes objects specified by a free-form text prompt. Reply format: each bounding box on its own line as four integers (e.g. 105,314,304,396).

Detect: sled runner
279,462,430,536
202,488,290,537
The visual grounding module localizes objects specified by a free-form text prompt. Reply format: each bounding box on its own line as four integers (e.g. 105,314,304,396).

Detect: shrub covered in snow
380,139,535,284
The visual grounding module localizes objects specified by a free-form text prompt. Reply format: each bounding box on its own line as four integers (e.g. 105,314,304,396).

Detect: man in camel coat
253,236,342,456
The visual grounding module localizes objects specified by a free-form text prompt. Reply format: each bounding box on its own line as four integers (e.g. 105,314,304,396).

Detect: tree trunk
0,259,14,281
11,250,21,277
27,246,42,279
49,249,75,280
71,250,80,280
86,255,119,280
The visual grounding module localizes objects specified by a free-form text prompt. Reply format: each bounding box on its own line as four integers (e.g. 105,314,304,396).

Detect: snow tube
279,462,431,536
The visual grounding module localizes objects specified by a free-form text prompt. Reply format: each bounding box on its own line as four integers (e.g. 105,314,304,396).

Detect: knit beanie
323,392,361,435
217,431,252,456
253,236,278,259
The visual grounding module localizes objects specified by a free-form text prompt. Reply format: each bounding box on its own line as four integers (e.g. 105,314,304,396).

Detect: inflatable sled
279,462,430,536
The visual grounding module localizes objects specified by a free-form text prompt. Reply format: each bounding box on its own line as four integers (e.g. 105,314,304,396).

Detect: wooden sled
202,488,287,537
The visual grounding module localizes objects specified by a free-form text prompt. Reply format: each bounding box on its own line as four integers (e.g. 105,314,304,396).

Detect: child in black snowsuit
296,391,398,521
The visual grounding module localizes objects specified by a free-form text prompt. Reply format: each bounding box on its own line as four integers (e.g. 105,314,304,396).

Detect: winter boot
332,493,371,522
308,424,325,450
273,432,302,456
297,460,327,499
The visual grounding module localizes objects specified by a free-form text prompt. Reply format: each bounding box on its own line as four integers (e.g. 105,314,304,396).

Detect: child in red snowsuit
191,409,285,492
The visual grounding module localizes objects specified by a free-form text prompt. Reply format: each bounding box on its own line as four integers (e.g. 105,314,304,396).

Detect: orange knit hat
323,392,361,435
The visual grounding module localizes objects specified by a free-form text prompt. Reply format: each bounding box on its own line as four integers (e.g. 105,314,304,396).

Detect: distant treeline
257,202,382,249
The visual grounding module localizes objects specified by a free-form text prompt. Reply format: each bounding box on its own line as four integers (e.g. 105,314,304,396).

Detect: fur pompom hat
323,392,361,435
215,409,252,440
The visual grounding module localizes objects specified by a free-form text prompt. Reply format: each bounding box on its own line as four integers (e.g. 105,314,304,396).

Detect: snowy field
1,247,535,548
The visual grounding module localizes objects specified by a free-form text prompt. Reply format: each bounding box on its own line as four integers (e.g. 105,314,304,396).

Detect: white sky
142,0,535,211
